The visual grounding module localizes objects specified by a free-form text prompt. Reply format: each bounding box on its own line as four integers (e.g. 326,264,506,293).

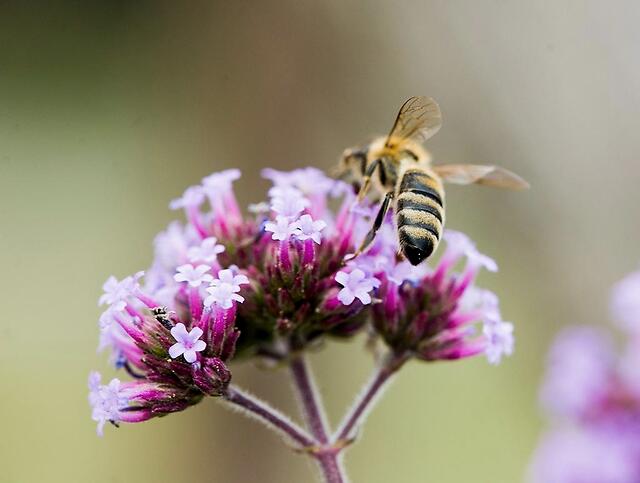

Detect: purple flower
269,186,309,219
265,215,297,241
174,264,213,287
539,326,614,419
88,372,155,436
371,230,512,364
483,320,514,365
530,268,640,481
262,167,335,198
99,272,144,311
204,269,249,309
442,230,497,273
335,269,381,305
169,185,205,211
293,214,326,244
153,221,195,271
202,169,241,194
90,166,518,437
187,237,225,264
529,426,637,483
90,264,237,432
610,268,640,334
169,323,207,363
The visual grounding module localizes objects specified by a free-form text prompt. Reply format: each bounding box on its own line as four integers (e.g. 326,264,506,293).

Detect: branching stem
334,352,408,444
222,352,408,483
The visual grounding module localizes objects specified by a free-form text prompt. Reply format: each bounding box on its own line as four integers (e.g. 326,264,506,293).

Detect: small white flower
99,272,144,311
187,237,225,264
153,221,192,269
335,269,381,305
98,306,124,352
443,230,498,272
459,287,501,323
88,373,129,436
265,215,298,241
263,167,335,197
174,264,213,287
387,260,418,285
483,320,514,365
293,214,326,244
202,169,241,193
169,185,205,210
269,186,309,218
204,269,250,309
169,323,207,363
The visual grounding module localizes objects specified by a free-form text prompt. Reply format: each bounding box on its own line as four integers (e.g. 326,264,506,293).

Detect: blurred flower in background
529,267,640,482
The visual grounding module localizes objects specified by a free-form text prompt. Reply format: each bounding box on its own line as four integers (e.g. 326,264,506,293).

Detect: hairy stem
316,454,347,483
289,354,348,483
289,353,331,444
334,352,408,443
223,385,315,448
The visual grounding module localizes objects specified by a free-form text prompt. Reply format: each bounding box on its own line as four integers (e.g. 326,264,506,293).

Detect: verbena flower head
90,166,516,434
92,264,238,434
529,267,640,482
371,230,513,364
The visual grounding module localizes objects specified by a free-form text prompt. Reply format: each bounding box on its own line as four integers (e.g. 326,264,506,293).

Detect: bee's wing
433,164,530,190
386,96,442,146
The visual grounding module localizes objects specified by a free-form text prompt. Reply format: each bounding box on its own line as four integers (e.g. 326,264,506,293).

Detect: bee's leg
357,158,381,202
349,191,394,259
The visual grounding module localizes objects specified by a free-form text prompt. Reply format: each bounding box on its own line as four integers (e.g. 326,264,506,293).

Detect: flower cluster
371,230,514,363
90,265,240,434
89,166,516,434
529,268,640,482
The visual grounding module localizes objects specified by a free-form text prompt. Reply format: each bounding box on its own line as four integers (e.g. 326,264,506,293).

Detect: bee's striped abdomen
396,169,445,265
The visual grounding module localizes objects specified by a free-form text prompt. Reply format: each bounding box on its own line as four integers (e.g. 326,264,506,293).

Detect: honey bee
338,96,529,265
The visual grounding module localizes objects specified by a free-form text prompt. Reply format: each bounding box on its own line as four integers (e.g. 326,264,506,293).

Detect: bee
338,96,529,265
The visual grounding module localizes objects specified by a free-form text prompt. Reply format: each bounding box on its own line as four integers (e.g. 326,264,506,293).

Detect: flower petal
168,343,184,359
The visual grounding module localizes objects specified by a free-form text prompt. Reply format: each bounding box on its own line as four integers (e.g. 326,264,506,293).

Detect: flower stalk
222,385,315,449
289,353,331,444
335,351,408,444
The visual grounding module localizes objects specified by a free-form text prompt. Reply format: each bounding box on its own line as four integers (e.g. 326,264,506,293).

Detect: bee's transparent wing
433,164,530,190
386,96,442,146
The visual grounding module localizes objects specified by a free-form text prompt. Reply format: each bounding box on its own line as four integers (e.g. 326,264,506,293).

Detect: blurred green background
2,1,640,482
